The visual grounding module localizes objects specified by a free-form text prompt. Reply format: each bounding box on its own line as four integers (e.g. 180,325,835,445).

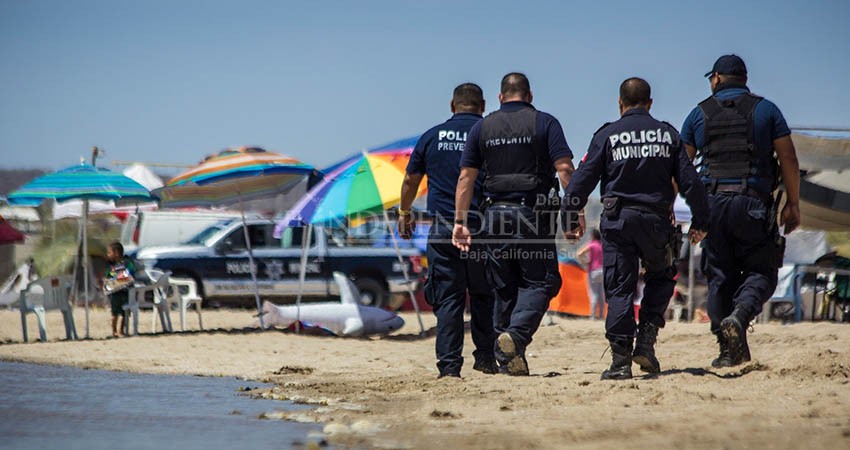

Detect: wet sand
1,308,849,449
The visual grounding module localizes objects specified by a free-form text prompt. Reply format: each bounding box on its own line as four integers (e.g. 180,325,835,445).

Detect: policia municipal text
562,78,710,379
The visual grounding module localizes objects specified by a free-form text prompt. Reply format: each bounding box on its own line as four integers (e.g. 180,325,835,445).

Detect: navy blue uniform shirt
563,108,710,230
460,102,573,193
681,86,791,195
407,113,483,217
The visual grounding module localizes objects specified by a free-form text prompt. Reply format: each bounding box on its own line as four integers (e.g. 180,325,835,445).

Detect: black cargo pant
701,193,780,334
425,221,496,375
601,208,676,341
483,205,561,365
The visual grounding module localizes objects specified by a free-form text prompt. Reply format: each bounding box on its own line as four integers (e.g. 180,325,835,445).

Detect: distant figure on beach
681,54,801,367
577,229,605,320
399,83,497,378
103,242,135,338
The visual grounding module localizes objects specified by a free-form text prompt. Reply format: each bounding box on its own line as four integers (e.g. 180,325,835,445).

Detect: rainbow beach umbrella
278,137,425,227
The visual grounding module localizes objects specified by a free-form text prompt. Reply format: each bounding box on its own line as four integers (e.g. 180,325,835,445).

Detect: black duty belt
621,200,670,217
712,184,771,205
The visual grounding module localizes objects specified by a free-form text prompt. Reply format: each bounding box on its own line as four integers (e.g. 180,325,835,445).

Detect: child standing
104,242,135,337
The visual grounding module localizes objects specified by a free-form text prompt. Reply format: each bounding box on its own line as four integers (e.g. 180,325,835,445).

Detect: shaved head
619,77,652,108
452,83,484,112
501,72,531,98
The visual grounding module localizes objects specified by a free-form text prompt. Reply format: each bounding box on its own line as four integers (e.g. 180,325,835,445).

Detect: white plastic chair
19,276,77,342
166,277,204,331
124,273,173,335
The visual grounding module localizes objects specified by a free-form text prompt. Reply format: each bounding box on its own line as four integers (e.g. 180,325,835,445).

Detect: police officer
399,83,497,379
681,55,801,367
453,72,576,376
562,78,710,380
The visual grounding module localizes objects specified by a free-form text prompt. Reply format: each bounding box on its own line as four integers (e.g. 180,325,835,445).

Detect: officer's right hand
398,214,415,240
781,202,801,234
563,214,585,241
688,228,707,245
452,224,472,252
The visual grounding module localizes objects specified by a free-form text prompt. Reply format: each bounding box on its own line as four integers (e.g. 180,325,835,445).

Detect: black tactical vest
697,93,777,186
478,106,552,194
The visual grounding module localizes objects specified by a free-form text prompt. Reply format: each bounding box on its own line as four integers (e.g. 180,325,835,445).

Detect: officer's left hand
398,214,415,240
688,228,707,245
781,202,801,234
452,224,472,252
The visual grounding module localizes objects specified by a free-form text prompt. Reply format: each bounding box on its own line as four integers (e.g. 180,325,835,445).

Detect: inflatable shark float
261,272,405,337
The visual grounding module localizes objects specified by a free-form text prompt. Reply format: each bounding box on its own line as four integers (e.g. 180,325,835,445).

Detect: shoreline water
2,308,850,449
0,360,328,450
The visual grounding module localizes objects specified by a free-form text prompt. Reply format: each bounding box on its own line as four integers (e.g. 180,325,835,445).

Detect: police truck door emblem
226,261,255,275
264,260,284,280
288,261,320,274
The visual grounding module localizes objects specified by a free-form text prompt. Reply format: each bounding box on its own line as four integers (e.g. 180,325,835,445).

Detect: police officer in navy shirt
562,78,710,380
681,55,801,368
399,83,497,379
454,73,576,376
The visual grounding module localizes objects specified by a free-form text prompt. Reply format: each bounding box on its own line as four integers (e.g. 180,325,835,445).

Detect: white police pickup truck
135,218,424,309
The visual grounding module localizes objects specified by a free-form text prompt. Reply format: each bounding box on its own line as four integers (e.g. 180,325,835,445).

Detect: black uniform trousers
600,208,676,341
483,204,561,364
701,193,780,334
425,221,495,375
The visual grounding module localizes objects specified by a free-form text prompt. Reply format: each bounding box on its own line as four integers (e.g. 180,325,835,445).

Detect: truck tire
354,277,388,309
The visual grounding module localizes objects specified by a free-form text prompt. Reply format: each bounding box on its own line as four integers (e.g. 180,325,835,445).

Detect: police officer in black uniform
454,72,576,376
681,55,801,367
562,78,710,380
399,83,497,379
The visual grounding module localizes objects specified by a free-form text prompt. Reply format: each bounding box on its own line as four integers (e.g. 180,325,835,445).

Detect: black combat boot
496,332,529,376
601,339,633,380
720,306,752,366
711,332,734,368
632,322,661,374
472,357,499,375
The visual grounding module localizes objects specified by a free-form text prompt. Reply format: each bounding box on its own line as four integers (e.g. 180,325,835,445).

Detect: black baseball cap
704,54,747,78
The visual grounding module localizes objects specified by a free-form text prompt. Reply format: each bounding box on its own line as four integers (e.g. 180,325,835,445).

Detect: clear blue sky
1,0,848,174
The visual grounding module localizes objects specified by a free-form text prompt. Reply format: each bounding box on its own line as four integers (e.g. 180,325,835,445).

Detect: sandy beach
2,307,849,449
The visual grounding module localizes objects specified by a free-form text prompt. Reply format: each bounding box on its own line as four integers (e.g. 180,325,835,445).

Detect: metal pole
83,199,90,338
294,223,312,335
238,196,265,329
83,146,98,339
687,241,695,322
383,209,425,337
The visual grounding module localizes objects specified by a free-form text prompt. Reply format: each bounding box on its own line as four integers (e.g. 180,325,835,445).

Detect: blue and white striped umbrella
8,163,152,206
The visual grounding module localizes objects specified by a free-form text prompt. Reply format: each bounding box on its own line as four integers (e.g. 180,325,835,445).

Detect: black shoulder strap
698,96,723,118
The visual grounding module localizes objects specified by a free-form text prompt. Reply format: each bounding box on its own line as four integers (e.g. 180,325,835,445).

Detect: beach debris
429,410,460,419
350,420,384,434
323,423,351,435
274,365,315,375
258,411,319,423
